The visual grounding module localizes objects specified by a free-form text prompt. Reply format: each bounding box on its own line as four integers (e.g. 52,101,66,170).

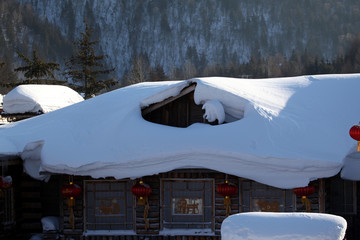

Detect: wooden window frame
83,180,135,232
160,178,215,232
239,179,296,212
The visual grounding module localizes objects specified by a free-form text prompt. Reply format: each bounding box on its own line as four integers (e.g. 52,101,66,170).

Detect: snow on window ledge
83,230,136,236
159,228,215,236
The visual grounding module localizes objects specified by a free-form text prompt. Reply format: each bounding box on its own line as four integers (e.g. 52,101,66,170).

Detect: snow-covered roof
2,84,84,114
0,75,359,188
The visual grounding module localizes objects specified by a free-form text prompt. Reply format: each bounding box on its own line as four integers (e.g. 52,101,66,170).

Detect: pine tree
0,56,18,90
64,21,115,99
14,50,61,83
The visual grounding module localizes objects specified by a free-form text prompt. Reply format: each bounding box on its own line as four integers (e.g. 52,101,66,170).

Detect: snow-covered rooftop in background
2,84,84,114
0,75,360,188
221,212,347,240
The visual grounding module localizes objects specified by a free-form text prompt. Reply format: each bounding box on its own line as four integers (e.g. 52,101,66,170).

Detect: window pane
85,180,133,231
162,179,213,231
240,180,294,212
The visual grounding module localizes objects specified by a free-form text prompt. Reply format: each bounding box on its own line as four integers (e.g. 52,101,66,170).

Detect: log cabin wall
0,159,23,240
0,159,60,240
142,85,206,128
325,174,360,240
59,170,325,240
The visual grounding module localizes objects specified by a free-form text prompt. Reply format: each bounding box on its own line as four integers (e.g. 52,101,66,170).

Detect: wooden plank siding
324,174,360,240
59,170,326,240
142,84,206,128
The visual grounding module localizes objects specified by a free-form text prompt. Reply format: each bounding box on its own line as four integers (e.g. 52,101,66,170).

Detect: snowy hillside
15,0,360,79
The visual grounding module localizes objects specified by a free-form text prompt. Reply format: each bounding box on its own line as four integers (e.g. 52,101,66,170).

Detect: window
84,180,134,231
328,176,357,214
240,180,295,212
0,188,15,227
161,179,214,231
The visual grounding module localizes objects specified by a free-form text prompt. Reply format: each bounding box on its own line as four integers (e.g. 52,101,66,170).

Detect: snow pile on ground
41,216,60,231
2,84,84,114
0,75,359,188
221,212,347,240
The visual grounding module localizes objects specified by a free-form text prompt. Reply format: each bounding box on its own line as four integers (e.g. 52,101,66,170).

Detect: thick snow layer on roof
221,212,347,240
3,84,84,114
0,75,359,188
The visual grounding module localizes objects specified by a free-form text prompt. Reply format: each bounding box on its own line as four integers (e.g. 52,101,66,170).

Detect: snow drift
221,212,347,240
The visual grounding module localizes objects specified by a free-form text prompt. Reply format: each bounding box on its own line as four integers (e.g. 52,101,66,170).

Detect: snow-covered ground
0,75,359,189
221,212,347,240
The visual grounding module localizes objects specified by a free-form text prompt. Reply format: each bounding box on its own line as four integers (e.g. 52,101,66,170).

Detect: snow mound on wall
202,100,225,123
3,84,84,114
221,212,347,240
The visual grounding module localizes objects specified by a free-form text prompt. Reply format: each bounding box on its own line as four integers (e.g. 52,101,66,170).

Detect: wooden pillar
318,179,325,213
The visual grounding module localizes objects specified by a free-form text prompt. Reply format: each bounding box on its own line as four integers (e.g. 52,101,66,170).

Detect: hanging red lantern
61,182,82,199
293,185,315,197
216,180,238,217
61,181,81,230
0,176,12,189
131,180,152,231
349,123,360,151
131,180,152,206
293,185,315,212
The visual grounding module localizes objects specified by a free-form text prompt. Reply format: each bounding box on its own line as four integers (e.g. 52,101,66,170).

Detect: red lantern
61,182,81,230
0,176,12,189
216,181,238,217
293,185,315,212
61,183,82,199
293,185,315,197
131,180,152,205
216,181,238,197
349,124,360,151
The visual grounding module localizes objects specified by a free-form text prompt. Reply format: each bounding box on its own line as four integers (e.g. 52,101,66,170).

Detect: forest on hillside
1,0,360,94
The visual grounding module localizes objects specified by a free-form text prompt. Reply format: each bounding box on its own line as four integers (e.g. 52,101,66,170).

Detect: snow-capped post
0,176,12,198
61,178,82,231
293,185,315,212
0,176,12,189
349,123,360,151
216,180,238,217
131,180,152,231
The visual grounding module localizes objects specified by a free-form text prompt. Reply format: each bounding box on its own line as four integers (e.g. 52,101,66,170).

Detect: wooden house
0,76,360,239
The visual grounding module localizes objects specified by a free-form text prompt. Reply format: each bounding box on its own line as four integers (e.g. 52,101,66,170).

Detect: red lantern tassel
357,141,360,151
301,196,311,212
224,196,232,217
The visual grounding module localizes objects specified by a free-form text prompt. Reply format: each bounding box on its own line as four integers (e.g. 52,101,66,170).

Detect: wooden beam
142,83,196,116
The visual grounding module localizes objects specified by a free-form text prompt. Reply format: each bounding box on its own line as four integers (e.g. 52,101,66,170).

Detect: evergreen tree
64,21,115,99
14,50,61,83
0,56,18,90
